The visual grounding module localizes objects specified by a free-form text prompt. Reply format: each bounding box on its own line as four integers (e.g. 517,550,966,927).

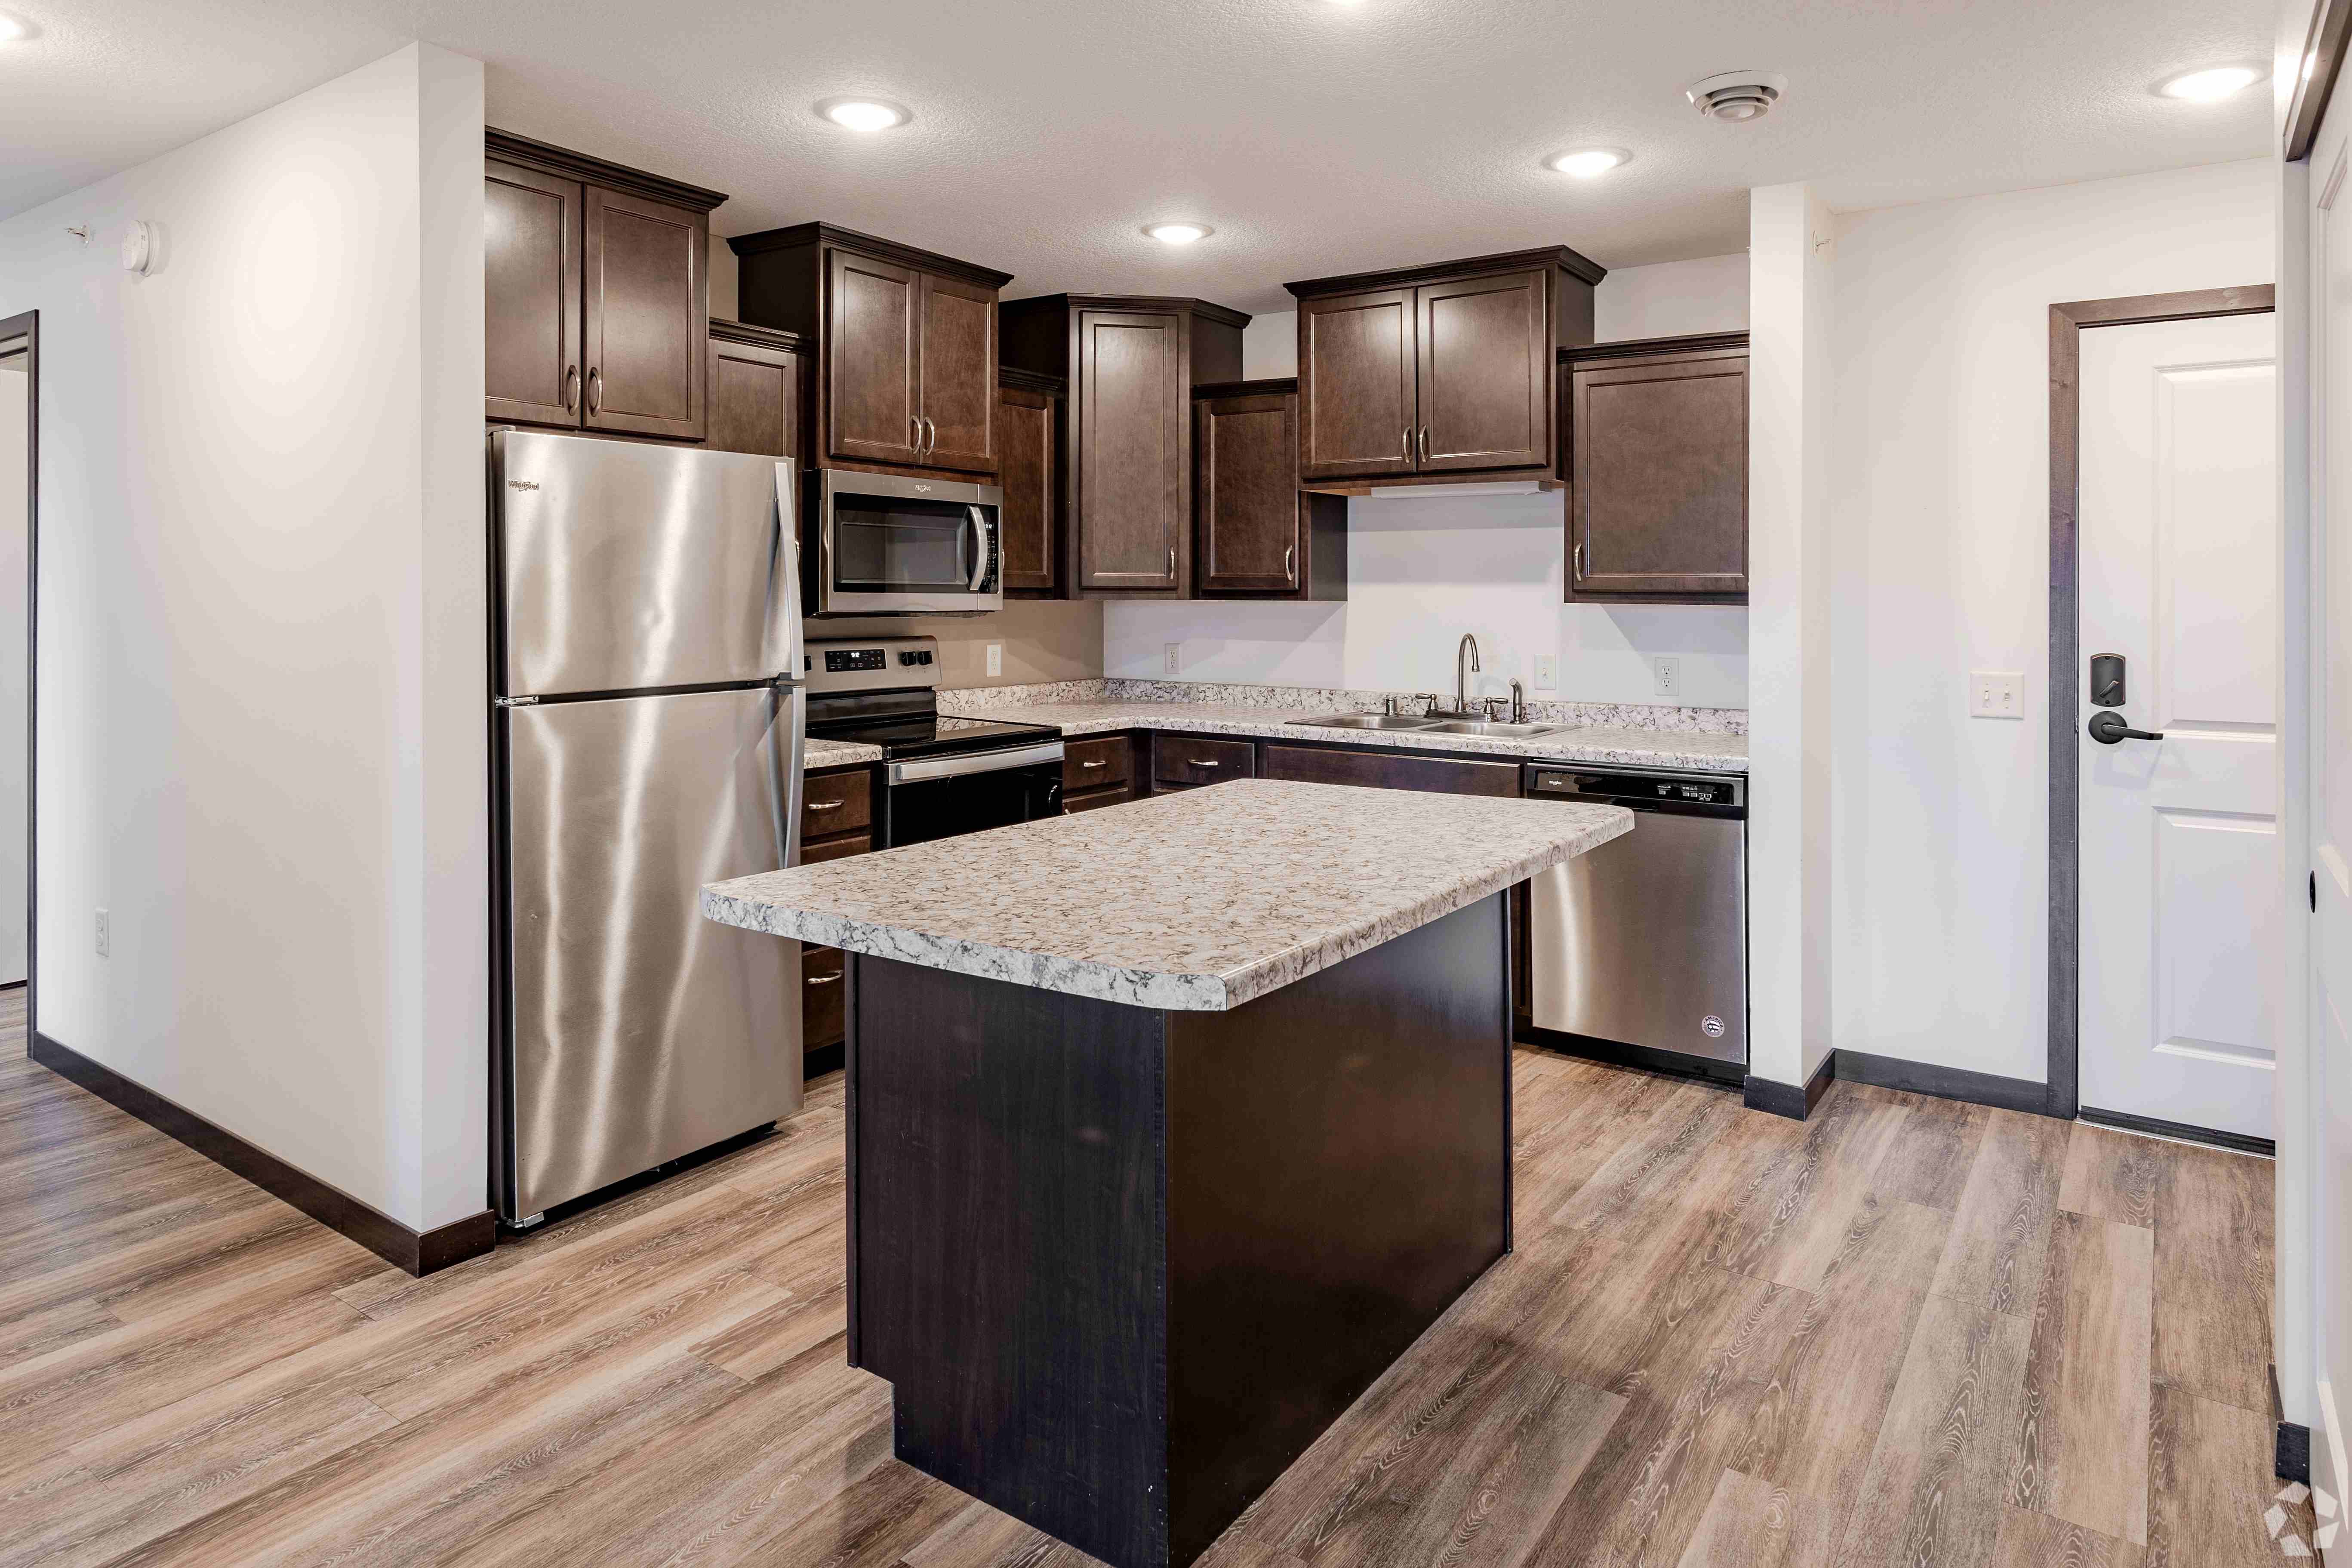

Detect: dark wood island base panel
844,894,1513,1568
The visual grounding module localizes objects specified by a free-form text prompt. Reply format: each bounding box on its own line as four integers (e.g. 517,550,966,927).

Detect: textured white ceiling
4,0,2273,312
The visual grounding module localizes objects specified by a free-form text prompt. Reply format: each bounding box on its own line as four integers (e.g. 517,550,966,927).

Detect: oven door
817,469,1003,616
884,742,1065,847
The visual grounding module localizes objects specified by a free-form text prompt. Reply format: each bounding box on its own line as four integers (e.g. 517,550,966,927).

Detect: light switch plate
1652,657,1680,698
985,642,1002,678
1164,642,1181,675
1970,670,2023,719
1533,655,1557,692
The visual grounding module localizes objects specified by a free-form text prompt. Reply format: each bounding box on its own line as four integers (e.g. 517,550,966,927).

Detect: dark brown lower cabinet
798,765,877,1071
1563,332,1749,602
1152,734,1254,788
1259,743,1518,797
1063,784,1134,813
1193,380,1345,599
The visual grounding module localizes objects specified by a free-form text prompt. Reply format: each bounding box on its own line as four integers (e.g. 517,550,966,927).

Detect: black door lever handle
2087,710,2164,745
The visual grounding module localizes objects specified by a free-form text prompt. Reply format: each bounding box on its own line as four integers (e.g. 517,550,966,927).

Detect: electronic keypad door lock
2090,653,2126,708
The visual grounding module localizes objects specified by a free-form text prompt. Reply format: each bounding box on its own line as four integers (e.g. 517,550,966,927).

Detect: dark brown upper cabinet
997,367,1063,596
1284,247,1602,489
1193,379,1345,600
1562,332,1749,603
730,224,1012,480
707,318,800,461
484,129,721,441
999,295,1248,598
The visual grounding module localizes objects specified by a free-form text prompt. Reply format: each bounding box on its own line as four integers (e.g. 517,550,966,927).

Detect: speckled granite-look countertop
804,736,884,769
703,778,1631,1011
934,698,1749,773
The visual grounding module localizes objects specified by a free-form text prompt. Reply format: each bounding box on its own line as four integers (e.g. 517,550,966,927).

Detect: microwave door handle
967,506,990,591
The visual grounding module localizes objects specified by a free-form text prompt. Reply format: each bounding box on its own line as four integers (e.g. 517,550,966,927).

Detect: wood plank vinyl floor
0,990,2307,1565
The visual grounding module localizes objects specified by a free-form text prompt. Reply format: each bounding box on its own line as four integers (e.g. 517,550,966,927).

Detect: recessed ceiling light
0,13,30,41
2159,65,2262,101
1547,148,1628,179
816,98,909,132
1144,222,1212,245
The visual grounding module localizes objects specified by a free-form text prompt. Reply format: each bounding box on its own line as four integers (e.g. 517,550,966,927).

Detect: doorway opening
0,312,29,1013
2047,286,2277,1153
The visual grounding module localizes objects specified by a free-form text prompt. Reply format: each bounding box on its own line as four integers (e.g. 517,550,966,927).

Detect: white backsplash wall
1105,487,1747,707
1112,256,1751,709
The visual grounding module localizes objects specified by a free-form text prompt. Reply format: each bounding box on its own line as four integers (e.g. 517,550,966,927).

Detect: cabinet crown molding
725,222,1014,290
1284,243,1607,298
1004,293,1251,330
709,317,805,353
998,365,1067,396
1192,377,1297,400
1563,330,1749,364
484,127,727,213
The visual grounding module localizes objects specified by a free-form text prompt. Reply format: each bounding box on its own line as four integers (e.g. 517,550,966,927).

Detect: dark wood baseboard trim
802,1041,844,1081
30,1031,495,1277
2078,1105,2276,1158
2278,1420,2313,1484
1833,1048,2050,1116
1743,1053,1834,1121
0,978,24,992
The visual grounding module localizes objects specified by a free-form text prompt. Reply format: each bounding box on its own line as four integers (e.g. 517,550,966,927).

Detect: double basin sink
1290,712,1566,739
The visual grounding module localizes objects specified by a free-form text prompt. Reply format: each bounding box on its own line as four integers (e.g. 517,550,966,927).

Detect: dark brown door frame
1,311,32,1023
2046,285,2273,1121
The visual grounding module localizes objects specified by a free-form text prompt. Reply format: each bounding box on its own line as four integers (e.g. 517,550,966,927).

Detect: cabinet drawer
1063,736,1133,791
800,943,845,1054
801,769,872,840
1260,743,1519,797
802,832,872,865
1063,782,1135,815
1153,735,1255,787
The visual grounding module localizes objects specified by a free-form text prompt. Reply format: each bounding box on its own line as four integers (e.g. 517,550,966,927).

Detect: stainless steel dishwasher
1523,761,1747,1078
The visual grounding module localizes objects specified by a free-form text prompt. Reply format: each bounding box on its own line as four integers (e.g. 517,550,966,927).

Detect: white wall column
1746,182,1837,1097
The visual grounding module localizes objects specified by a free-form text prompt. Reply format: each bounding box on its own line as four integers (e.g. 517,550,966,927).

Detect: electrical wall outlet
1533,654,1558,692
985,642,1002,678
95,909,109,958
1652,657,1680,698
1970,670,2024,719
1164,642,1181,675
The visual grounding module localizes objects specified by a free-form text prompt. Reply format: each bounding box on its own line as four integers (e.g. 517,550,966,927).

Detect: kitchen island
702,779,1631,1568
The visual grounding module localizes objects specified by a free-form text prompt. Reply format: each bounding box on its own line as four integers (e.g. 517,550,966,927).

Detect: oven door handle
889,739,1065,786
967,506,991,592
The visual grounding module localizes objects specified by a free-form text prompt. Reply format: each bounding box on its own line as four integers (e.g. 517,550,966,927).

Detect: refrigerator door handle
768,459,804,678
774,683,807,870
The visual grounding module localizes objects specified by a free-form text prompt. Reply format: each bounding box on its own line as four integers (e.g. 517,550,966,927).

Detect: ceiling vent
1686,71,1788,122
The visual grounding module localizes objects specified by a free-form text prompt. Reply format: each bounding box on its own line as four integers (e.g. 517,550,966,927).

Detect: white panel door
2078,311,2278,1141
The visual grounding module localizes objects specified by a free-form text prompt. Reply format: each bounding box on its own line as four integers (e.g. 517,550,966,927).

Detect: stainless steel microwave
812,468,1003,616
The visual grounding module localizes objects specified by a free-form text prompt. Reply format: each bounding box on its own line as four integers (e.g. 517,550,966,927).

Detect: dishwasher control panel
1526,767,1743,811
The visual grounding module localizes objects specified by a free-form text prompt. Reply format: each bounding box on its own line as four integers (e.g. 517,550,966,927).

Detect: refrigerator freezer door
501,684,804,1220
495,430,800,697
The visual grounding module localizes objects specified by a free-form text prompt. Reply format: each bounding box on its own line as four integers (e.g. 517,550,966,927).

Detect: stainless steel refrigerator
489,429,806,1226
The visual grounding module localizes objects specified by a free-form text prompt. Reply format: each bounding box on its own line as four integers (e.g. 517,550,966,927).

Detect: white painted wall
0,360,23,987
1748,185,1839,1092
1828,158,2275,1084
0,44,489,1232
1108,256,1753,705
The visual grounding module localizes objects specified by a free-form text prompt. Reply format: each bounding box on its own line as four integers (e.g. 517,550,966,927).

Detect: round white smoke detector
1686,71,1789,122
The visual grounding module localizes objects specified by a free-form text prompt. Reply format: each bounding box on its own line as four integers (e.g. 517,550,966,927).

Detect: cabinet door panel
1078,310,1185,591
1196,393,1299,591
1261,744,1518,797
827,250,924,465
1569,350,1748,598
485,160,582,427
920,274,998,473
583,186,707,440
997,385,1058,593
1298,290,1416,479
708,339,797,462
1416,269,1547,472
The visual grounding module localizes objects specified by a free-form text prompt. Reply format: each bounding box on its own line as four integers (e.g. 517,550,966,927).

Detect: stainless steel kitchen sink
1287,713,1444,731
1422,719,1566,738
